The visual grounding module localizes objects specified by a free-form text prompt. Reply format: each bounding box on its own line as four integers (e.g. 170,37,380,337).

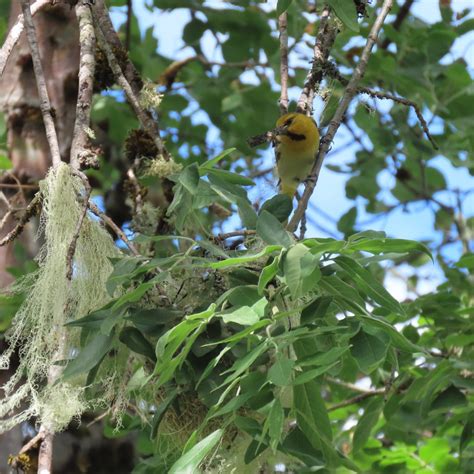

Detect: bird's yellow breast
275,113,320,197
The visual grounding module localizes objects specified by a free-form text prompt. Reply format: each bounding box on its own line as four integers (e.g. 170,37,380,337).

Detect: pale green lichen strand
0,163,120,433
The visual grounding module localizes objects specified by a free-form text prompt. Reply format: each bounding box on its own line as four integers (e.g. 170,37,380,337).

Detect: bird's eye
284,118,293,126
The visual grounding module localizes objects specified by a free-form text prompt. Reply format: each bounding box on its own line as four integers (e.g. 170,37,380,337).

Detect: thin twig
126,165,143,214
247,126,287,148
278,12,289,115
328,389,385,411
381,0,415,49
213,230,256,241
0,193,41,246
323,61,438,149
93,0,168,159
93,15,167,158
93,0,143,92
37,422,53,474
70,2,96,169
66,170,92,281
0,183,39,190
125,0,132,51
159,55,266,89
358,87,438,149
296,7,336,115
87,201,139,256
288,0,394,232
20,0,62,169
0,0,51,78
18,431,45,455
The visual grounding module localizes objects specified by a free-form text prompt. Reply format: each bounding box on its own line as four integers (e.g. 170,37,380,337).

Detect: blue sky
110,1,473,285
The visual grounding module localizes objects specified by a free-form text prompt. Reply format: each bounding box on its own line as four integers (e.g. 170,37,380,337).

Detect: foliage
1,0,473,472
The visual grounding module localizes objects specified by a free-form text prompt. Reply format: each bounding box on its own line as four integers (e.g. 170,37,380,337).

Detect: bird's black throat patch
287,131,306,141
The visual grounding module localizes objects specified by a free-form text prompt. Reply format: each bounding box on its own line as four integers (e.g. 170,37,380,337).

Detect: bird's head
275,112,319,149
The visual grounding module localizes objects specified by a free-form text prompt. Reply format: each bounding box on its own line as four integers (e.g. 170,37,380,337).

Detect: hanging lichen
0,162,121,433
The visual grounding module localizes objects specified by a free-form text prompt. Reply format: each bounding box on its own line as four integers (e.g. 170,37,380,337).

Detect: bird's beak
274,125,289,137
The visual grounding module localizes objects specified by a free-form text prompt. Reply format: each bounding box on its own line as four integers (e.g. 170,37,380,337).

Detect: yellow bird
275,112,320,198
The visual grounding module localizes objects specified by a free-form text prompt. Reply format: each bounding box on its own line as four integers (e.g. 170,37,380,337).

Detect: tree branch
296,7,336,115
70,2,96,170
92,14,168,159
125,0,132,51
328,389,385,411
0,193,40,247
278,11,289,115
213,229,256,241
21,0,62,169
0,0,51,79
87,201,139,256
37,425,53,474
381,0,415,49
288,0,394,232
323,61,438,149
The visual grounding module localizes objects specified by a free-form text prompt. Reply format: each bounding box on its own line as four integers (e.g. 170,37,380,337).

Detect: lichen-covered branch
278,12,289,115
296,7,336,115
0,193,41,247
20,0,62,169
0,0,51,78
92,14,168,159
70,2,96,170
288,0,394,232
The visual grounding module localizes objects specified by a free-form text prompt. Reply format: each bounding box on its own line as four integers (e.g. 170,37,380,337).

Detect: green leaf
219,305,260,326
244,439,268,465
456,252,474,269
150,389,178,439
119,327,156,361
360,314,423,353
179,163,200,195
283,243,321,299
257,210,293,247
276,0,293,16
112,273,168,310
350,328,389,374
222,342,268,386
169,429,223,474
293,362,340,385
281,428,325,468
268,398,284,451
299,346,349,368
335,256,405,316
210,245,282,269
460,413,474,453
293,380,335,464
0,155,12,170
430,385,467,412
353,397,384,452
347,237,432,260
268,356,294,386
260,194,293,223
206,168,255,186
327,0,359,32
200,148,236,170
62,332,114,381
301,296,333,325
258,255,280,295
